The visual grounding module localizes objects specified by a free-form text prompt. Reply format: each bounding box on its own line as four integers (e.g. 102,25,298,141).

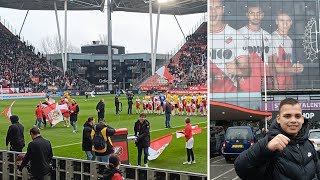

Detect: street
210,155,240,180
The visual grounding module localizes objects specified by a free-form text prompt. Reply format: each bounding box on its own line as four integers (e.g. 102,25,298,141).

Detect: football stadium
210,0,320,179
0,0,207,179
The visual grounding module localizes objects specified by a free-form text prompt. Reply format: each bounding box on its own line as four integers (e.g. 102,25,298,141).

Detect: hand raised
267,134,290,152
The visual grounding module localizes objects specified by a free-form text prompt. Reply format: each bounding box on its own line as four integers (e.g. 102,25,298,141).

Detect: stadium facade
46,45,168,90
210,0,320,128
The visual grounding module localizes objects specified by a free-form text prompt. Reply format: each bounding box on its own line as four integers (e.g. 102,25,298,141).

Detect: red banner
170,90,207,94
139,86,169,91
139,86,207,92
188,86,207,91
149,134,172,160
2,101,15,121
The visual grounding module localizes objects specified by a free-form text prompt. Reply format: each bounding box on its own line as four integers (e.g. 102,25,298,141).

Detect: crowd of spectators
0,24,93,93
168,25,207,88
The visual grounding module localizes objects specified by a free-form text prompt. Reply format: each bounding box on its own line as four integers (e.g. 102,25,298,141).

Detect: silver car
308,129,320,152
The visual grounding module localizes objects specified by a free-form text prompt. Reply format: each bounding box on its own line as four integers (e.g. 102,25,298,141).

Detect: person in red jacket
183,117,195,165
35,105,43,129
69,99,80,133
102,154,123,180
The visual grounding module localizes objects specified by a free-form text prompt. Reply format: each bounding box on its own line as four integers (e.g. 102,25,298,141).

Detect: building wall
46,53,169,89
209,0,320,124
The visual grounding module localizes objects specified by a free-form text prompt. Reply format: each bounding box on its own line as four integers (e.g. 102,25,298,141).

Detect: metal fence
0,150,207,180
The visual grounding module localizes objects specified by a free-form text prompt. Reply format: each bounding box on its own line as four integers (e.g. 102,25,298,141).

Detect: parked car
222,126,255,161
210,126,225,157
308,129,320,157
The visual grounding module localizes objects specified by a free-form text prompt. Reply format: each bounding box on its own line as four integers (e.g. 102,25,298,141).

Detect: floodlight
158,0,174,3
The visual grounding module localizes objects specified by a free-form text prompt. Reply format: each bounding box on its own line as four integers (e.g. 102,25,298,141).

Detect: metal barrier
0,150,207,180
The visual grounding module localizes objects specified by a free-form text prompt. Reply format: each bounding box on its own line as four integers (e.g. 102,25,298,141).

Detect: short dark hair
279,98,299,113
108,154,120,169
30,127,40,135
87,117,94,123
277,9,292,18
247,2,262,11
140,113,146,118
185,117,191,123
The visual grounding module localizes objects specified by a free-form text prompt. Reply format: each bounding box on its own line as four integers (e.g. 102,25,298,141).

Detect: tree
40,34,80,54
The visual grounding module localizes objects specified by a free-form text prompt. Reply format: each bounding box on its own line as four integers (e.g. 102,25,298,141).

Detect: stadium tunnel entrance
210,101,272,131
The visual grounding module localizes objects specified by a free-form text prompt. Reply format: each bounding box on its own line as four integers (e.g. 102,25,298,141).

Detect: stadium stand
0,22,93,92
138,22,207,90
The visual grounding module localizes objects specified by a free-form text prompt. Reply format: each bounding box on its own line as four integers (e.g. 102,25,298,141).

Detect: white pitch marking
52,121,207,149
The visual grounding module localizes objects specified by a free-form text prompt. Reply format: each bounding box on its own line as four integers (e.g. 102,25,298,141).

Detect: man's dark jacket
82,121,94,151
165,102,171,114
96,101,105,118
6,120,25,151
92,123,116,156
19,136,53,178
115,96,119,106
134,120,150,148
235,120,320,180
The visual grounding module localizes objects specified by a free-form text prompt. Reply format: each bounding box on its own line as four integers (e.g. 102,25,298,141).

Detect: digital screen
209,0,320,94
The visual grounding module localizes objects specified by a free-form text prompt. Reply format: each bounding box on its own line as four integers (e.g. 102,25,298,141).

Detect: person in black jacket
134,113,150,167
96,99,105,122
115,95,120,115
127,94,133,114
6,115,25,152
235,98,320,180
103,154,123,180
82,117,96,160
165,100,172,128
91,121,116,163
18,127,53,180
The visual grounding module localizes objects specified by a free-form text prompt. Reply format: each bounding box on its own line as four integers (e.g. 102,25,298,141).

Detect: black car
210,126,225,157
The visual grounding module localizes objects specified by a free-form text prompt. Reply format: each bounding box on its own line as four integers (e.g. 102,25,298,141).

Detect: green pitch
0,95,207,174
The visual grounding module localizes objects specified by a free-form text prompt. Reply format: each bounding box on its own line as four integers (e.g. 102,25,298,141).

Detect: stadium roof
0,0,105,11
0,0,207,15
210,101,272,121
111,0,207,15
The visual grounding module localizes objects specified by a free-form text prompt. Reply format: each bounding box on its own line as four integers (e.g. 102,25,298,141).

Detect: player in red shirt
237,3,272,92
271,10,304,90
135,97,141,114
210,0,249,93
179,100,184,116
156,100,161,115
182,117,195,164
35,105,43,129
202,97,207,116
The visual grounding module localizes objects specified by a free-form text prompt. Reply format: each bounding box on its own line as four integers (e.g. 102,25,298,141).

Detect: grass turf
0,95,207,174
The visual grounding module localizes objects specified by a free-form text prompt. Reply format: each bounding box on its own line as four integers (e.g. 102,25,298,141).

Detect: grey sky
0,7,206,54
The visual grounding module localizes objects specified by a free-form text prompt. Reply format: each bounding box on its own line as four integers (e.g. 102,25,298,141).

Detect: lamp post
262,31,268,130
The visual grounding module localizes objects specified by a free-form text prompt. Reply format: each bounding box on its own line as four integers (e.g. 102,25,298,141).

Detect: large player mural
209,0,320,95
